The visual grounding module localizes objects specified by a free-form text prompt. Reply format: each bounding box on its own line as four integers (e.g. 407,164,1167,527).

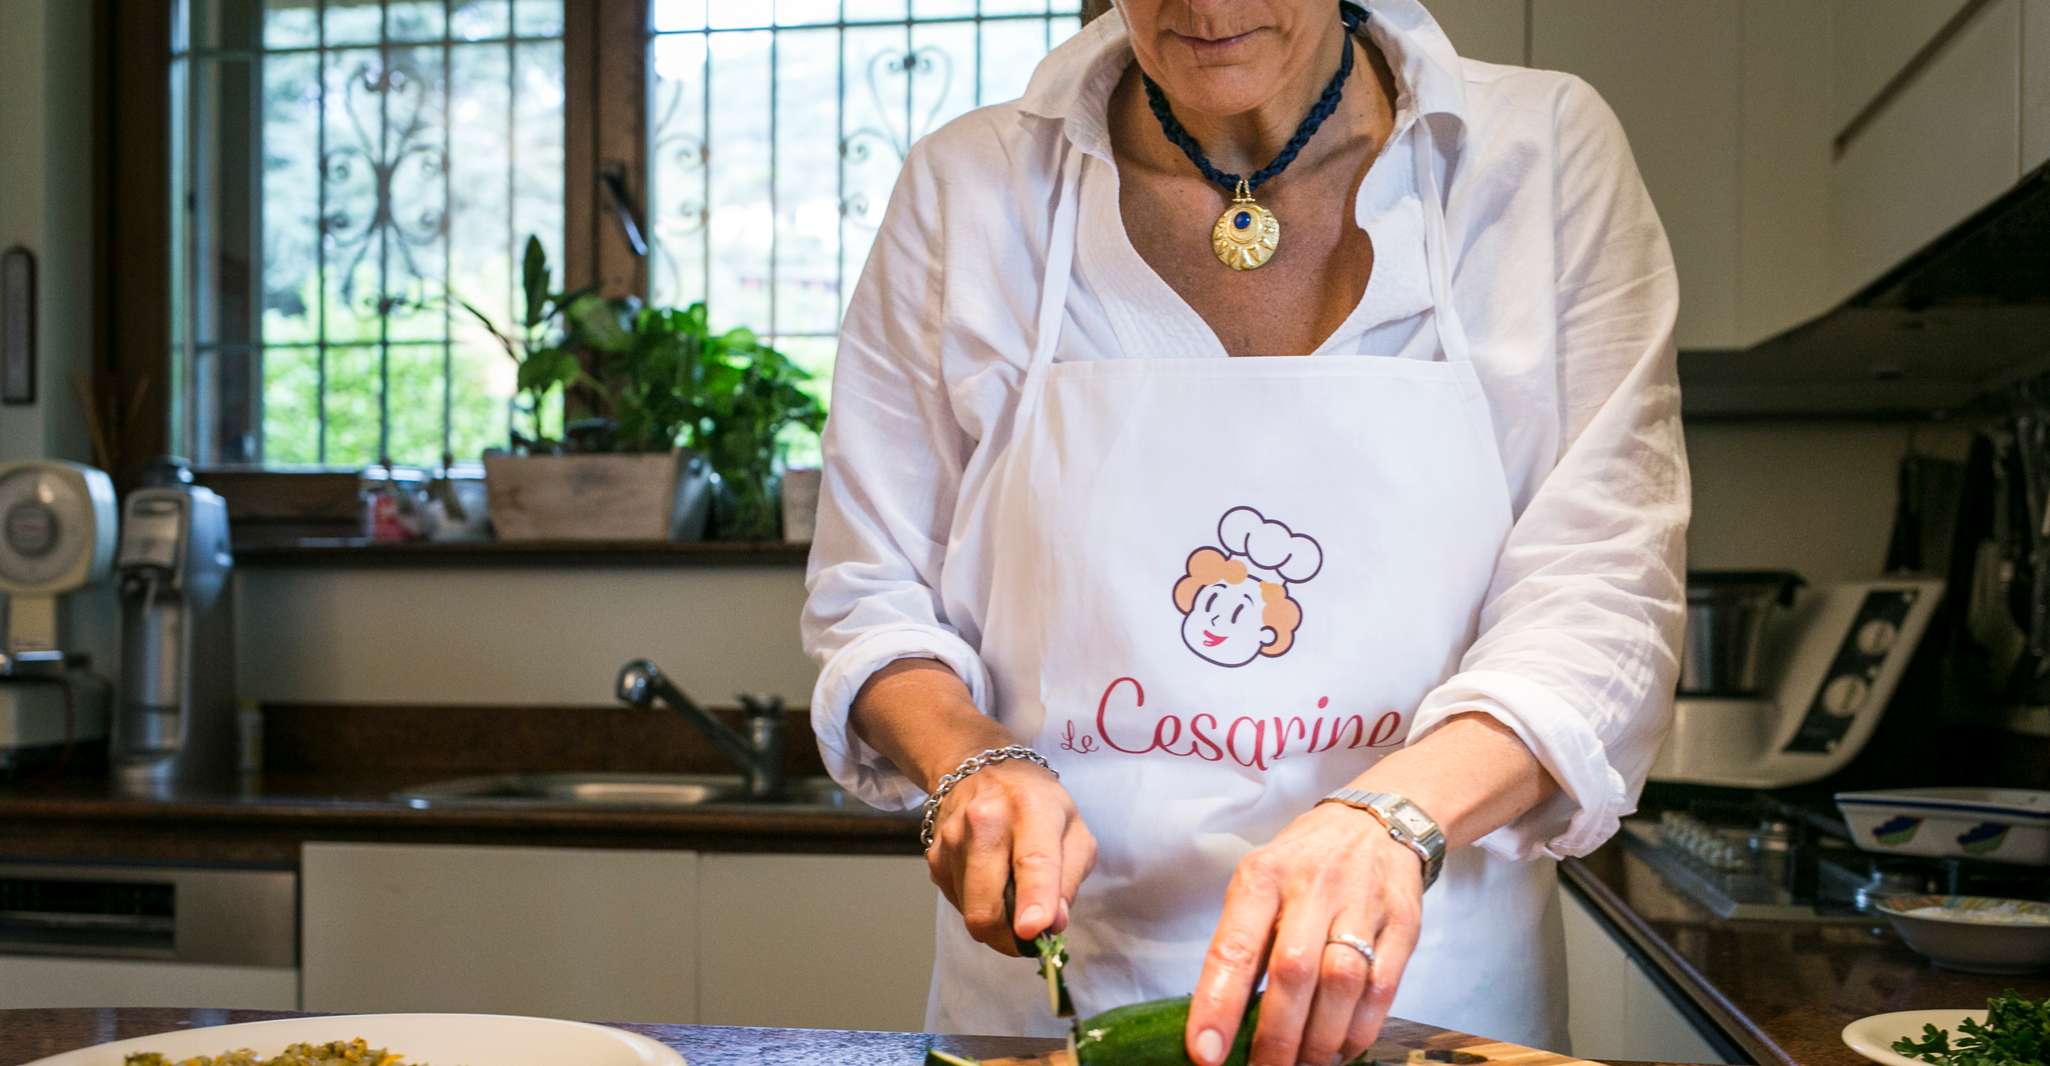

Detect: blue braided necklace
1141,3,1365,270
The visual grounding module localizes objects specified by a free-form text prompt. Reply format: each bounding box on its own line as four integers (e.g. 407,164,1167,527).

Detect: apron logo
1059,677,1405,769
1173,506,1323,667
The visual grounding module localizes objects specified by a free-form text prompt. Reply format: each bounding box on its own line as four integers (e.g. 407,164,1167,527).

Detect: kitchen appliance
112,478,237,795
0,861,296,1009
1681,570,1803,696
1652,575,1945,788
1620,793,2050,924
0,460,117,774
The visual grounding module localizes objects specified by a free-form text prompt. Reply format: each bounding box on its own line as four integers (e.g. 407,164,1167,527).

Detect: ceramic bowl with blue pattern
1836,788,2049,864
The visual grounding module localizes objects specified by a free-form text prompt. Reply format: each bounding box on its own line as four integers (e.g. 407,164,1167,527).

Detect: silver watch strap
1318,788,1447,891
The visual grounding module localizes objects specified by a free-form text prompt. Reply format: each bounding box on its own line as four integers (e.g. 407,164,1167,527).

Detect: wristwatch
1318,789,1447,891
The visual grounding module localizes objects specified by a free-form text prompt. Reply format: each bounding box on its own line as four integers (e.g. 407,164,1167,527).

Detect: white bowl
21,1013,688,1066
1842,1008,1983,1066
1836,788,2050,864
1873,895,2050,975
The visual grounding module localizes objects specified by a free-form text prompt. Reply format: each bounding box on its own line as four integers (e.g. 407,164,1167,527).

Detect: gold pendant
1211,178,1280,270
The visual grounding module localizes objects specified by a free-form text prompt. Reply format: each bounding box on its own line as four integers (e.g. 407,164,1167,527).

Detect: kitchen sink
392,772,873,812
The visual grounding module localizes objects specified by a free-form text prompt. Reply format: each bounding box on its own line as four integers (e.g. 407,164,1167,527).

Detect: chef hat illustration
1218,506,1323,586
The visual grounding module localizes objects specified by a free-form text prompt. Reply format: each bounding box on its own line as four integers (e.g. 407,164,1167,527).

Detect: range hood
1682,162,2050,417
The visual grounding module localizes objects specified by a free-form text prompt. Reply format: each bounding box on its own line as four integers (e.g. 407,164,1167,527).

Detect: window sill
233,535,812,568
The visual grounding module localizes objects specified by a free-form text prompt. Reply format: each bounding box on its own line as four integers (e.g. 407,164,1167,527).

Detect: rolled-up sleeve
1408,76,1690,862
801,140,992,812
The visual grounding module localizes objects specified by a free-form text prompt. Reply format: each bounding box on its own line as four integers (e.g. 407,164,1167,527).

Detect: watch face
1392,807,1434,836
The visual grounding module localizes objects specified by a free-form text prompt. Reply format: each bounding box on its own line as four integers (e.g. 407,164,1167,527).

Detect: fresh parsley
1891,991,2050,1066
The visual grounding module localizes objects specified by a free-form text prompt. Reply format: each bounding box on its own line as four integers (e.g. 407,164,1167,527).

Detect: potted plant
566,301,827,542
685,314,827,541
461,237,826,543
460,238,715,542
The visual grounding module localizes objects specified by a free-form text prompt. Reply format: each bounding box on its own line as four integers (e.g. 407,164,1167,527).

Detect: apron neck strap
1016,142,1087,421
1411,116,1473,364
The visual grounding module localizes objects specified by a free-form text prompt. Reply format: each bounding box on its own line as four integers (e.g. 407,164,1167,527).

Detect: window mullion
592,0,649,302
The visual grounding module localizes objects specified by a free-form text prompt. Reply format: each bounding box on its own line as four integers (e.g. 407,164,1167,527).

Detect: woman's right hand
926,757,1097,955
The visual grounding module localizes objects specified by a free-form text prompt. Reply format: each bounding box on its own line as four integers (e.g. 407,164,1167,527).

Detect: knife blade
1003,879,1073,1018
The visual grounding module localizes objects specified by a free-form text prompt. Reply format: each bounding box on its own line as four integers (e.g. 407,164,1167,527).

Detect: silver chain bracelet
918,745,1057,851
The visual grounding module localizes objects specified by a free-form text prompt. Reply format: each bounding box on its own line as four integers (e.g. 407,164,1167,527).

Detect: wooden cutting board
977,1018,1608,1066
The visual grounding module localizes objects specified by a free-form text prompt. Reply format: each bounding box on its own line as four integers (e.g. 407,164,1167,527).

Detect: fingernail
1195,1028,1224,1064
1018,903,1046,930
1057,897,1071,927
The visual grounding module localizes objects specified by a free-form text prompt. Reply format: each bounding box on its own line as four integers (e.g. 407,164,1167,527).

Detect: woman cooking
801,0,1689,1062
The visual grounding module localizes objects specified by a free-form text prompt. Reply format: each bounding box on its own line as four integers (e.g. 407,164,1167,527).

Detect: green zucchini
1035,931,1074,1018
924,1048,981,1066
1070,993,1262,1066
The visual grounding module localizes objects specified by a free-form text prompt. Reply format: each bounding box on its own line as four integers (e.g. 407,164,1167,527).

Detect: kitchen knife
1003,879,1073,1017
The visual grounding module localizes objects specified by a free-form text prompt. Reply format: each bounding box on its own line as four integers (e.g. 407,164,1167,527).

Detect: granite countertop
0,772,922,864
0,1008,1694,1066
0,703,924,863
1563,841,2046,1066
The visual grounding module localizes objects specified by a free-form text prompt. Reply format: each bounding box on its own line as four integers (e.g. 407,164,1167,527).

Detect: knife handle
1002,878,1037,956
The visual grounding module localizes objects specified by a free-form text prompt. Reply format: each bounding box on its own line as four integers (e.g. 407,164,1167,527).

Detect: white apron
926,124,1569,1050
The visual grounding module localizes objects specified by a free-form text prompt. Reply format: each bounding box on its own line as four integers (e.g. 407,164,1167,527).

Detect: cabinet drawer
300,842,698,1023
696,853,935,1031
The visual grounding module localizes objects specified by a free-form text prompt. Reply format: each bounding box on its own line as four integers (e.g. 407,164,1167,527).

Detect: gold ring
1327,932,1376,967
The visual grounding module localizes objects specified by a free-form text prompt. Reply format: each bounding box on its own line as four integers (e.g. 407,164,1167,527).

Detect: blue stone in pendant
1234,210,1252,230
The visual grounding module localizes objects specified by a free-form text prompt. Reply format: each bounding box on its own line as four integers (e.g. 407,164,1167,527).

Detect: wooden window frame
96,0,1105,533
95,0,637,531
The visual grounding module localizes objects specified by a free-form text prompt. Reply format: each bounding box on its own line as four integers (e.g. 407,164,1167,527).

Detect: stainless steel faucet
615,659,786,800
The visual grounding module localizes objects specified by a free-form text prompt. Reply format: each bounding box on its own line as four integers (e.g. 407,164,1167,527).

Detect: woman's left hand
1185,802,1425,1066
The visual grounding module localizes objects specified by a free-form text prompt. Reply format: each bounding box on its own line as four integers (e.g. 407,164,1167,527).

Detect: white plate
21,1013,690,1066
1841,1008,1983,1066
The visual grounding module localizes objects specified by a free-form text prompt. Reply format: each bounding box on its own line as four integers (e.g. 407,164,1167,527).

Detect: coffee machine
0,460,117,773
112,473,237,794
1650,571,1946,788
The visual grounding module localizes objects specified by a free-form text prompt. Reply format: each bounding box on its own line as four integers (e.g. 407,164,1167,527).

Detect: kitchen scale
0,459,117,773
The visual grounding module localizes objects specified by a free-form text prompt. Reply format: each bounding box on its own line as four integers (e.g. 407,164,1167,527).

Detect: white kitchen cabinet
0,955,298,1010
300,843,698,1023
1829,0,2023,299
696,854,936,1031
1560,884,1734,1065
1735,0,1837,346
2026,0,2050,173
1425,0,1527,67
1831,0,1976,132
1533,1,1744,351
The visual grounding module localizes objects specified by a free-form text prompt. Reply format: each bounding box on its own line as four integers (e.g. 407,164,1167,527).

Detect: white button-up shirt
801,0,1688,861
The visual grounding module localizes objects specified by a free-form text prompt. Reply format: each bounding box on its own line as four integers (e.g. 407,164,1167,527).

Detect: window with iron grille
169,0,1081,473
645,0,1082,429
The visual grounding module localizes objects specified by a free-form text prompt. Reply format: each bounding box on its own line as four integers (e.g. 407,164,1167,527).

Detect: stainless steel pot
1681,570,1805,696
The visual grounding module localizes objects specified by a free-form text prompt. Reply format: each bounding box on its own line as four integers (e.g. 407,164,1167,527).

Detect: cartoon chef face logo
1172,506,1323,667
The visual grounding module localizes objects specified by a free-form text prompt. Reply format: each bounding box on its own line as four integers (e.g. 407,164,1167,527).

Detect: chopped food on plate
124,1038,415,1066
